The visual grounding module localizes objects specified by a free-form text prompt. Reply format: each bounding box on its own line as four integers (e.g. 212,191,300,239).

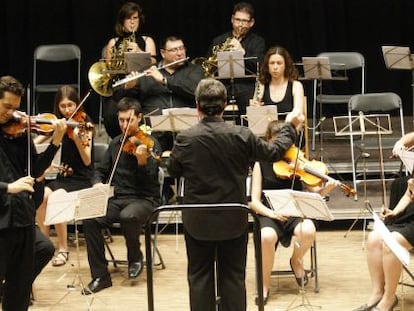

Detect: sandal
52,251,69,267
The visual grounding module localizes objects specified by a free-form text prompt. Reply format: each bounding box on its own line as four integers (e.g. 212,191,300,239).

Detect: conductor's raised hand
285,110,304,132
7,176,35,194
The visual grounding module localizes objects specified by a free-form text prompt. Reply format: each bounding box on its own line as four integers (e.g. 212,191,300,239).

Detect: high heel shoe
255,289,269,306
371,296,398,311
290,258,308,287
352,298,380,311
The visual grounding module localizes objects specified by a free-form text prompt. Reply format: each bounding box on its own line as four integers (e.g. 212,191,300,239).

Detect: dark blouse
262,81,294,114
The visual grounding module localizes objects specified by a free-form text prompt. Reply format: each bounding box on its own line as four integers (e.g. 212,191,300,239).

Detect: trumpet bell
88,61,113,97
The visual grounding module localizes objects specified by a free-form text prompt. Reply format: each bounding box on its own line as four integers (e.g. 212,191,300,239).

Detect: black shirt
0,134,59,229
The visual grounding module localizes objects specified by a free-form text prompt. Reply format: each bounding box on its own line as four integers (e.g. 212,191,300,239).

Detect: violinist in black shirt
0,75,66,311
82,97,162,295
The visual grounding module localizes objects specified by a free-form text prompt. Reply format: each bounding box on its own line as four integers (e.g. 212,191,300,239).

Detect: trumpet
112,57,189,88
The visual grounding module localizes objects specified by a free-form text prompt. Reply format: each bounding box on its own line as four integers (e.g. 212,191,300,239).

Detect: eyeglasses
164,45,186,53
233,17,251,25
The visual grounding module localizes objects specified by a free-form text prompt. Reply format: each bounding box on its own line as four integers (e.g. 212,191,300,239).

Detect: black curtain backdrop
1,0,414,123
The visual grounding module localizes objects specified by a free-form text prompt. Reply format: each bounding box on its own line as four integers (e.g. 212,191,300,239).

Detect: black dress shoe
82,275,112,295
128,259,143,279
290,259,308,287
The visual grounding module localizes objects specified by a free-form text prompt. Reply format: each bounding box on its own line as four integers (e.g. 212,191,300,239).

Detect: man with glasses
207,2,265,117
126,35,204,152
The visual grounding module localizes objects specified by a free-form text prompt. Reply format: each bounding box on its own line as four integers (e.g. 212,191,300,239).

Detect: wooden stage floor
29,230,414,311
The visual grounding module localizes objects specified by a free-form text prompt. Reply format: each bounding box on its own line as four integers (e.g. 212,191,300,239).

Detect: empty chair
348,92,405,196
33,44,81,113
312,52,366,149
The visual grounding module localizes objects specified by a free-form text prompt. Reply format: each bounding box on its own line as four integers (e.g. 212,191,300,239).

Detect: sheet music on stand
382,46,413,70
382,45,414,124
394,146,414,174
301,56,332,80
241,105,278,136
263,189,334,221
124,51,152,72
149,108,199,132
44,184,114,225
217,50,246,79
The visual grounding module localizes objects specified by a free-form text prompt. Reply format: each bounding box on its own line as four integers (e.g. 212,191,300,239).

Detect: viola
273,145,356,197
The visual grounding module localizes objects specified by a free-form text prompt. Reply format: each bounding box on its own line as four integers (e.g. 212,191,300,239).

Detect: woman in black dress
35,85,94,266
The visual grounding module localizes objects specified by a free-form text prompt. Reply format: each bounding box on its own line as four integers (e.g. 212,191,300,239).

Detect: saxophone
108,32,136,73
196,27,243,78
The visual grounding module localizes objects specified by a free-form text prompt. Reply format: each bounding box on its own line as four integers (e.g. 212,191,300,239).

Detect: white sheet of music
75,184,112,221
263,189,334,221
396,147,414,174
44,189,79,225
372,211,410,266
44,184,113,224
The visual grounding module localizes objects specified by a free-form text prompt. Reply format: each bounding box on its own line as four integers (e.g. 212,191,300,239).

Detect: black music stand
302,57,332,158
263,189,333,310
382,45,414,125
46,184,112,310
216,51,257,124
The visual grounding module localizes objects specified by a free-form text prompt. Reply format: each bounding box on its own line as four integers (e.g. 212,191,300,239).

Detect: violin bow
107,110,134,185
68,89,92,120
376,116,388,211
26,84,32,177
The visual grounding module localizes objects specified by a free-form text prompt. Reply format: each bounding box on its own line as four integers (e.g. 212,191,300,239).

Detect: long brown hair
53,85,81,118
259,46,298,84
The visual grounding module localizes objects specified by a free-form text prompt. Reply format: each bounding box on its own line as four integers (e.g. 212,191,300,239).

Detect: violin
273,145,356,197
1,111,60,137
66,111,94,147
2,111,94,143
122,129,160,166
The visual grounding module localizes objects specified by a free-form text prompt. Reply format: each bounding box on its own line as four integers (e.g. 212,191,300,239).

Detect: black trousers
184,230,248,311
0,226,54,311
83,196,155,279
0,226,35,311
33,226,54,283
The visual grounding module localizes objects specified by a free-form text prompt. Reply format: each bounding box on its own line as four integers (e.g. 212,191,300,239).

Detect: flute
112,57,190,88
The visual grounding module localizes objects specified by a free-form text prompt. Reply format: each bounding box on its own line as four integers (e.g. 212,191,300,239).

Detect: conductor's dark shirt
168,116,297,240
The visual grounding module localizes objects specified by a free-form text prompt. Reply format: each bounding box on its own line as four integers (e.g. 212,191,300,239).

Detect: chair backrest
34,44,81,62
349,92,401,112
317,51,366,94
93,142,108,165
32,44,81,113
318,52,365,71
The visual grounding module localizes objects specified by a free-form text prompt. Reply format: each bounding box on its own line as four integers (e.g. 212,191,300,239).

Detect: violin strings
290,130,304,190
